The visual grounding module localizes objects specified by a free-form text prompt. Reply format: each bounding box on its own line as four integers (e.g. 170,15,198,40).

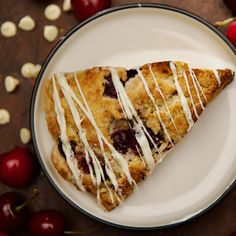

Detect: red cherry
71,0,111,21
29,210,65,236
0,147,38,188
223,0,236,14
227,21,236,47
0,192,28,232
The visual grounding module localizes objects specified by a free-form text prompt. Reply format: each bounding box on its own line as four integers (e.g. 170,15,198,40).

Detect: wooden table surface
0,0,235,235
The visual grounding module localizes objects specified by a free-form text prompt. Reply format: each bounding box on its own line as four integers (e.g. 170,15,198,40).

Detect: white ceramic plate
31,4,236,229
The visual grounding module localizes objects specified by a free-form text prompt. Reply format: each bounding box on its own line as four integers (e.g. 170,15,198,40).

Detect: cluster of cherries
71,0,111,21
0,147,68,236
216,0,236,46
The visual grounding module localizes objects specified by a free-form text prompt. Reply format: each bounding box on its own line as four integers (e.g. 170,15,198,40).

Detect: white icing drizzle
109,67,157,171
137,68,174,146
135,124,155,170
84,149,96,185
148,64,180,136
56,73,121,192
182,68,199,119
191,69,207,102
110,68,159,153
55,73,127,205
96,189,101,206
117,94,128,120
189,69,205,110
73,73,136,188
110,69,133,120
213,69,221,86
52,76,85,191
136,145,147,167
169,62,194,131
55,73,102,187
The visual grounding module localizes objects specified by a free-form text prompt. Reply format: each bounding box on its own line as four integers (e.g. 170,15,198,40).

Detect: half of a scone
44,61,234,211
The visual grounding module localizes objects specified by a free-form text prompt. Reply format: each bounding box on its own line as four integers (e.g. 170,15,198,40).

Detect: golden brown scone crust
44,61,234,211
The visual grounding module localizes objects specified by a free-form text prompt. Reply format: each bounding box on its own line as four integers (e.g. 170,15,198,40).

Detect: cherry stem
64,224,103,235
215,17,236,26
15,189,39,212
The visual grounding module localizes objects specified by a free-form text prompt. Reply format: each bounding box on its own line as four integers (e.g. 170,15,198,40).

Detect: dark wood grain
0,0,235,235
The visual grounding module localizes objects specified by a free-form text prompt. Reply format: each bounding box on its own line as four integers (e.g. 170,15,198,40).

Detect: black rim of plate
30,3,236,230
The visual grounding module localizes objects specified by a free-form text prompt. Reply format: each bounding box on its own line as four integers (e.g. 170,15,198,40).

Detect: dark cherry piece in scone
44,61,234,211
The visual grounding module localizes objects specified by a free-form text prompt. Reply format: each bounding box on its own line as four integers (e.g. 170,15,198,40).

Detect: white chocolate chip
20,128,31,144
21,63,41,78
1,21,17,38
5,76,20,92
63,0,72,12
0,109,10,125
44,25,58,42
18,16,36,31
45,4,61,21
21,63,35,78
34,64,41,78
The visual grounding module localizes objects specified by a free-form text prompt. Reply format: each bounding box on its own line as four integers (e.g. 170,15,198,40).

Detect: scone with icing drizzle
44,61,234,211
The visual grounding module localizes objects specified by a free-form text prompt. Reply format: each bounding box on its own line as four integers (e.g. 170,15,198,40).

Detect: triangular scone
44,61,234,211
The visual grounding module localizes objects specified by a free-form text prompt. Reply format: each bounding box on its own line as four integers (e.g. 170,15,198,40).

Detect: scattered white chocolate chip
5,76,20,92
18,16,36,31
45,4,61,21
63,0,72,12
34,64,41,78
0,109,10,125
44,25,58,42
20,128,31,144
21,63,35,78
21,63,42,79
1,21,17,38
